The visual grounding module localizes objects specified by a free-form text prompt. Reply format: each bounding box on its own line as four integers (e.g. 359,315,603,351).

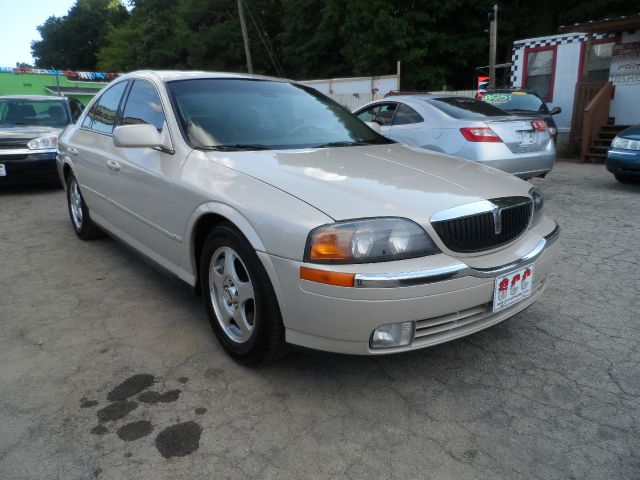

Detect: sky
0,0,77,67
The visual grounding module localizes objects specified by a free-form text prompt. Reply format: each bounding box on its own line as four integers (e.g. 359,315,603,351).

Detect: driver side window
356,103,397,126
357,105,380,123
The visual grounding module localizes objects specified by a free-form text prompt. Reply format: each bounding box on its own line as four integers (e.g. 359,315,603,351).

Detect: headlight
612,136,640,151
529,187,544,226
305,217,440,264
27,135,58,150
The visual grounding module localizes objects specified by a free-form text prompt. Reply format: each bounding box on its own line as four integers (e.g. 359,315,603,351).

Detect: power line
241,0,284,77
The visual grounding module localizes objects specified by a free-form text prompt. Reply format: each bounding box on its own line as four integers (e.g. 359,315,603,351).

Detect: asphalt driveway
1,161,638,479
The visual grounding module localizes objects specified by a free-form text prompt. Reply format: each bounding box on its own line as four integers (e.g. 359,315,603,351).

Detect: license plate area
0,164,5,176
516,130,535,145
493,264,534,313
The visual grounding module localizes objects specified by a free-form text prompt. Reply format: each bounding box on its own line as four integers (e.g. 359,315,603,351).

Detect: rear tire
200,223,286,365
615,174,638,184
66,173,104,240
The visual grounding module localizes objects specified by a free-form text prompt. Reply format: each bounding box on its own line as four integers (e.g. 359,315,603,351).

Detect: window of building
524,47,556,101
586,42,614,83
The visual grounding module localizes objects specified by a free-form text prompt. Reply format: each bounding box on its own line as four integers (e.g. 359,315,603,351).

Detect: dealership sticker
492,264,534,313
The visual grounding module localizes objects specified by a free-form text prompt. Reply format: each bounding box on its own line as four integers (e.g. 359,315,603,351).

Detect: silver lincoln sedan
57,71,559,364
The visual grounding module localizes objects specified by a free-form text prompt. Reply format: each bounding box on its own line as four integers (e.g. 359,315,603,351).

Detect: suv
480,89,561,141
0,95,84,185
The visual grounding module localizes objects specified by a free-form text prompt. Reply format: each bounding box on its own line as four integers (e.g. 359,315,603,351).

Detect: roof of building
560,13,640,34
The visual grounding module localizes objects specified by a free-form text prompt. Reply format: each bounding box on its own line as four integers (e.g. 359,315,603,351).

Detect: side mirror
549,106,561,115
366,121,381,133
113,124,172,151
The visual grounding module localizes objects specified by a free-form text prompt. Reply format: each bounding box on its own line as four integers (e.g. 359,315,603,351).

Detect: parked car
0,95,84,185
57,71,559,364
353,95,555,179
606,124,640,183
480,89,561,141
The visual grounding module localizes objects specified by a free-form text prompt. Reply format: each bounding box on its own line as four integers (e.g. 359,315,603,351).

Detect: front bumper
0,149,60,185
606,149,640,176
261,219,560,355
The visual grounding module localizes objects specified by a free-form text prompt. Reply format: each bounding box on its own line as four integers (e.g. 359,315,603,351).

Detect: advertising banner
610,42,640,85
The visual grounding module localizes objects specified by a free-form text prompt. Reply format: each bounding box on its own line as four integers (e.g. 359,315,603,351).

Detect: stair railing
581,82,613,161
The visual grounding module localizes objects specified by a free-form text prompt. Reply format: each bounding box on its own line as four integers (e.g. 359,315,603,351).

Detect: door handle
106,159,121,172
67,147,78,155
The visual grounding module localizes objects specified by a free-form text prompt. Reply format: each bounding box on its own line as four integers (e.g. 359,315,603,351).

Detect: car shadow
0,183,63,195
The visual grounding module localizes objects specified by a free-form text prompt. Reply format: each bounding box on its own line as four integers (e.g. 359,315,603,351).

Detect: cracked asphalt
1,161,638,479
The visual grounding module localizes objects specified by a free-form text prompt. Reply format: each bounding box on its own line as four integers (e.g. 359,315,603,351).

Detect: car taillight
459,127,501,142
531,120,547,132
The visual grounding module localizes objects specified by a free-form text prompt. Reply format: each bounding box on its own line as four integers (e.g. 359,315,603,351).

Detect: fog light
370,321,414,349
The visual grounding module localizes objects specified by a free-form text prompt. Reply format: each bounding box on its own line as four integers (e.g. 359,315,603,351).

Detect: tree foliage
32,0,637,89
31,0,128,70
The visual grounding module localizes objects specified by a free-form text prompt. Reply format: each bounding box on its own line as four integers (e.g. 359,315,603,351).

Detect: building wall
609,30,640,125
0,72,105,105
511,30,640,141
300,75,399,110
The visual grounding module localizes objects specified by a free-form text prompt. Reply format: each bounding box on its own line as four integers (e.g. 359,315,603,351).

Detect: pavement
0,161,638,480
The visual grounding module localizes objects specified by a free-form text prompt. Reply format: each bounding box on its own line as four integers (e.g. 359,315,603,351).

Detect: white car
57,71,559,364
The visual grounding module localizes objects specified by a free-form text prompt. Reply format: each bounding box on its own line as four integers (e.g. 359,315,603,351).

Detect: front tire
200,223,286,364
66,173,104,240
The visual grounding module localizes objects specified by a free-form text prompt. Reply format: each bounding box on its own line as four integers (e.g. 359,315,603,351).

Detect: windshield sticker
483,93,510,104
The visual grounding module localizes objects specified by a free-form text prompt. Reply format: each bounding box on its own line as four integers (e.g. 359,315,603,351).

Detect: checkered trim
513,32,613,49
509,32,615,87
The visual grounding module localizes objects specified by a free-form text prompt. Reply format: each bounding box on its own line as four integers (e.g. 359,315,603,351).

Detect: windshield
482,92,548,113
167,78,391,150
424,96,510,119
0,99,70,127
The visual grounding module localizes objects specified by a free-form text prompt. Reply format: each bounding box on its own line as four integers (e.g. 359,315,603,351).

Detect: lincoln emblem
492,204,503,235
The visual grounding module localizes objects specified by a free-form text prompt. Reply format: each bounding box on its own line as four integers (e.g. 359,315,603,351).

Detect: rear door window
121,80,166,132
69,98,84,123
392,104,423,125
89,81,128,135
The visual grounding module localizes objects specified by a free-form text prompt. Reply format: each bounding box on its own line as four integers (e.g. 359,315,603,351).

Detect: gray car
354,95,556,179
0,95,85,185
57,71,559,364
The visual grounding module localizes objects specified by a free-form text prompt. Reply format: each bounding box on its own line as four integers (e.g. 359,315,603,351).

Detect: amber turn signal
300,267,355,287
308,230,352,261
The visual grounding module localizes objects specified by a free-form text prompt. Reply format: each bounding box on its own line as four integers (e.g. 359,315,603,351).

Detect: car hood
205,143,530,222
0,125,62,141
619,125,640,141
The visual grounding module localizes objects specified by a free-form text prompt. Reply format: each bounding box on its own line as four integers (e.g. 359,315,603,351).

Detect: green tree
32,0,128,70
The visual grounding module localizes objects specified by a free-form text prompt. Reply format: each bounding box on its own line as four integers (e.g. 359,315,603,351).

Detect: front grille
0,139,29,149
0,154,28,161
432,198,532,253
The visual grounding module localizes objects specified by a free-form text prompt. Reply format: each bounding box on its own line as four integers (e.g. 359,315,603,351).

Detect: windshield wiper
315,141,370,148
200,144,271,151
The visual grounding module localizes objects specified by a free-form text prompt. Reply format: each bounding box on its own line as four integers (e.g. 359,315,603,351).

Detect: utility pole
489,4,498,88
238,0,253,74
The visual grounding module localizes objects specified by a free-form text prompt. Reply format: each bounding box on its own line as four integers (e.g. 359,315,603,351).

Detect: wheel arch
186,202,267,291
